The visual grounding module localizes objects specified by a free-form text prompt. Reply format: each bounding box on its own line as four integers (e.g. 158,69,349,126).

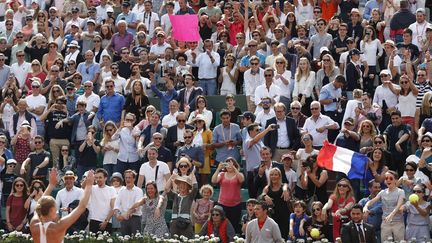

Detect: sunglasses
413,190,424,193
179,164,189,168
322,59,330,62
15,184,24,187
248,45,257,47
422,139,431,142
32,85,40,88
105,85,114,88
374,141,383,144
380,74,388,77
177,120,186,123
184,136,192,139
153,137,162,140
264,74,273,77
34,141,43,144
8,164,15,167
250,62,259,66
400,81,408,84
291,107,300,110
310,107,319,110
212,213,220,216
313,208,321,212
385,176,394,181
276,61,284,64
418,74,426,77
61,149,69,152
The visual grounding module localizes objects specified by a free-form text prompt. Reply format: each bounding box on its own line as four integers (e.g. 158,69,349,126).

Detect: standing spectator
293,57,315,117
101,122,119,177
11,122,32,175
245,201,284,243
76,50,101,89
243,56,264,112
307,18,332,60
138,0,160,38
25,79,47,136
137,146,171,192
211,157,244,233
76,81,100,114
359,179,383,241
363,170,405,242
5,178,28,232
108,20,134,62
114,170,144,236
10,50,30,89
76,126,100,180
162,100,179,128
165,172,198,238
302,101,339,148
340,204,377,243
383,110,410,176
192,114,213,184
88,168,116,234
192,39,220,95
322,178,356,242
9,99,37,138
298,155,329,205
253,68,281,115
127,181,169,237
193,184,214,233
389,0,415,43
138,111,167,151
151,76,178,117
123,80,150,125
55,171,84,218
408,8,432,49
176,129,204,169
165,112,194,159
20,135,50,184
176,73,203,112
112,113,140,175
40,96,70,165
97,79,125,127
212,110,242,164
264,102,301,161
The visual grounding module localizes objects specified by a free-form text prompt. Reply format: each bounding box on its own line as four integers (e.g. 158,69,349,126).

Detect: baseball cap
242,111,255,121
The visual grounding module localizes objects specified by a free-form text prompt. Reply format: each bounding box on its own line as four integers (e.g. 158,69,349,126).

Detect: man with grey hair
77,50,101,90
77,80,100,113
108,20,134,62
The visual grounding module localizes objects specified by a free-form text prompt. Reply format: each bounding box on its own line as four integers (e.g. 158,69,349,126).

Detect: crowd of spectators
1,0,432,242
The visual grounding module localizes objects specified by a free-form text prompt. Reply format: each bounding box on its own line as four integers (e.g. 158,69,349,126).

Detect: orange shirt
321,1,338,21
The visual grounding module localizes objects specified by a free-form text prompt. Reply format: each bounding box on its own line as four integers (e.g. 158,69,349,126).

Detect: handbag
176,216,191,229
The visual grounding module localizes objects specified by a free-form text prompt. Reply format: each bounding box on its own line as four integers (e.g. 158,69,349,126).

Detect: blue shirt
212,123,242,162
116,12,138,34
358,196,383,231
289,213,309,240
151,85,177,117
97,93,125,123
76,62,100,83
319,82,341,112
240,53,266,67
66,95,78,116
363,0,384,20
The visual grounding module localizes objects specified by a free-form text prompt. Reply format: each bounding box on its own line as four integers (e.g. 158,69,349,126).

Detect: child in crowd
400,183,431,241
224,94,242,123
305,201,330,240
289,200,309,241
110,172,125,232
241,198,258,235
193,184,214,233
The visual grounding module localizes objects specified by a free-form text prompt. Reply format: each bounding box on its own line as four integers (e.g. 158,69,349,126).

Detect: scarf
207,218,228,243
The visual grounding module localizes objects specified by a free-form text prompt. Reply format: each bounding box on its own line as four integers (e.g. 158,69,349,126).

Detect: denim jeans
198,78,216,95
103,164,116,179
77,165,96,181
36,120,45,137
115,159,140,175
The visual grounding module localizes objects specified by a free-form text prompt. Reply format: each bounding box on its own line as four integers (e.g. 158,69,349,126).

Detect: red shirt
6,194,26,228
258,216,267,230
321,1,338,21
229,21,244,45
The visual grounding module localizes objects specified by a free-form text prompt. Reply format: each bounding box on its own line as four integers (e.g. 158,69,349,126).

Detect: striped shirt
415,80,432,107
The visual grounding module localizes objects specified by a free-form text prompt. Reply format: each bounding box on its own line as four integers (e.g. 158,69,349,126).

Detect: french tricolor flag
317,141,368,179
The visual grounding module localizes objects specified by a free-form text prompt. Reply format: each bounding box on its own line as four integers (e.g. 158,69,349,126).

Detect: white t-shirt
88,185,117,222
160,13,172,34
139,161,170,192
25,94,47,120
10,62,31,87
77,92,100,112
138,11,160,38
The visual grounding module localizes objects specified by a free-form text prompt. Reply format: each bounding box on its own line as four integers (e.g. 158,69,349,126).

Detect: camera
179,141,185,146
271,124,279,129
302,161,313,168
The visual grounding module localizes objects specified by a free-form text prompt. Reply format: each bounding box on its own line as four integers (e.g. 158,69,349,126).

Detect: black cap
349,48,361,56
242,111,255,121
122,1,131,7
71,7,79,12
66,82,75,90
346,37,355,43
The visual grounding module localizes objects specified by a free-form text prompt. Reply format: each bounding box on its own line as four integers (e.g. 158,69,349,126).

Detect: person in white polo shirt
137,146,171,192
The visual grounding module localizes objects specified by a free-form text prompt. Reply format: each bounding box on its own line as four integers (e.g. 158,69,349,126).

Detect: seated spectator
304,201,330,240
199,205,236,242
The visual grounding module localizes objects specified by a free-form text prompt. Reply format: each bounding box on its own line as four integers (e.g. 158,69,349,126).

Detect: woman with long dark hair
24,180,46,223
284,12,297,39
127,181,168,237
92,35,109,65
122,80,150,125
101,121,119,177
199,205,236,243
360,25,383,94
187,95,213,128
6,177,29,232
397,74,418,152
364,148,389,191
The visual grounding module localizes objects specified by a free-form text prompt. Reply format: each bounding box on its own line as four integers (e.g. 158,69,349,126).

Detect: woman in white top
293,57,315,116
30,169,93,243
314,54,340,99
48,27,64,52
101,121,120,177
360,25,383,94
219,53,239,96
124,63,152,96
187,95,213,128
99,55,112,83
273,56,292,106
243,0,259,42
397,74,418,153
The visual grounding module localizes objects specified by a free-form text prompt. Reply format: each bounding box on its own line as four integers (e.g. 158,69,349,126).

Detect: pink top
218,172,242,207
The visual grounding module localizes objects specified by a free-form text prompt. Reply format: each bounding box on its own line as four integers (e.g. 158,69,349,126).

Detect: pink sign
169,15,200,42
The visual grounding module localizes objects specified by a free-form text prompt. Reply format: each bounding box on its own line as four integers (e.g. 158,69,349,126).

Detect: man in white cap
383,40,402,78
64,40,82,64
64,6,85,34
25,78,47,136
408,8,432,48
48,7,64,34
373,69,401,131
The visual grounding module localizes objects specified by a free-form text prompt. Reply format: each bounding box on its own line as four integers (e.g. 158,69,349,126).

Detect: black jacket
165,124,195,158
252,161,287,198
176,87,203,111
341,221,377,243
264,117,301,154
